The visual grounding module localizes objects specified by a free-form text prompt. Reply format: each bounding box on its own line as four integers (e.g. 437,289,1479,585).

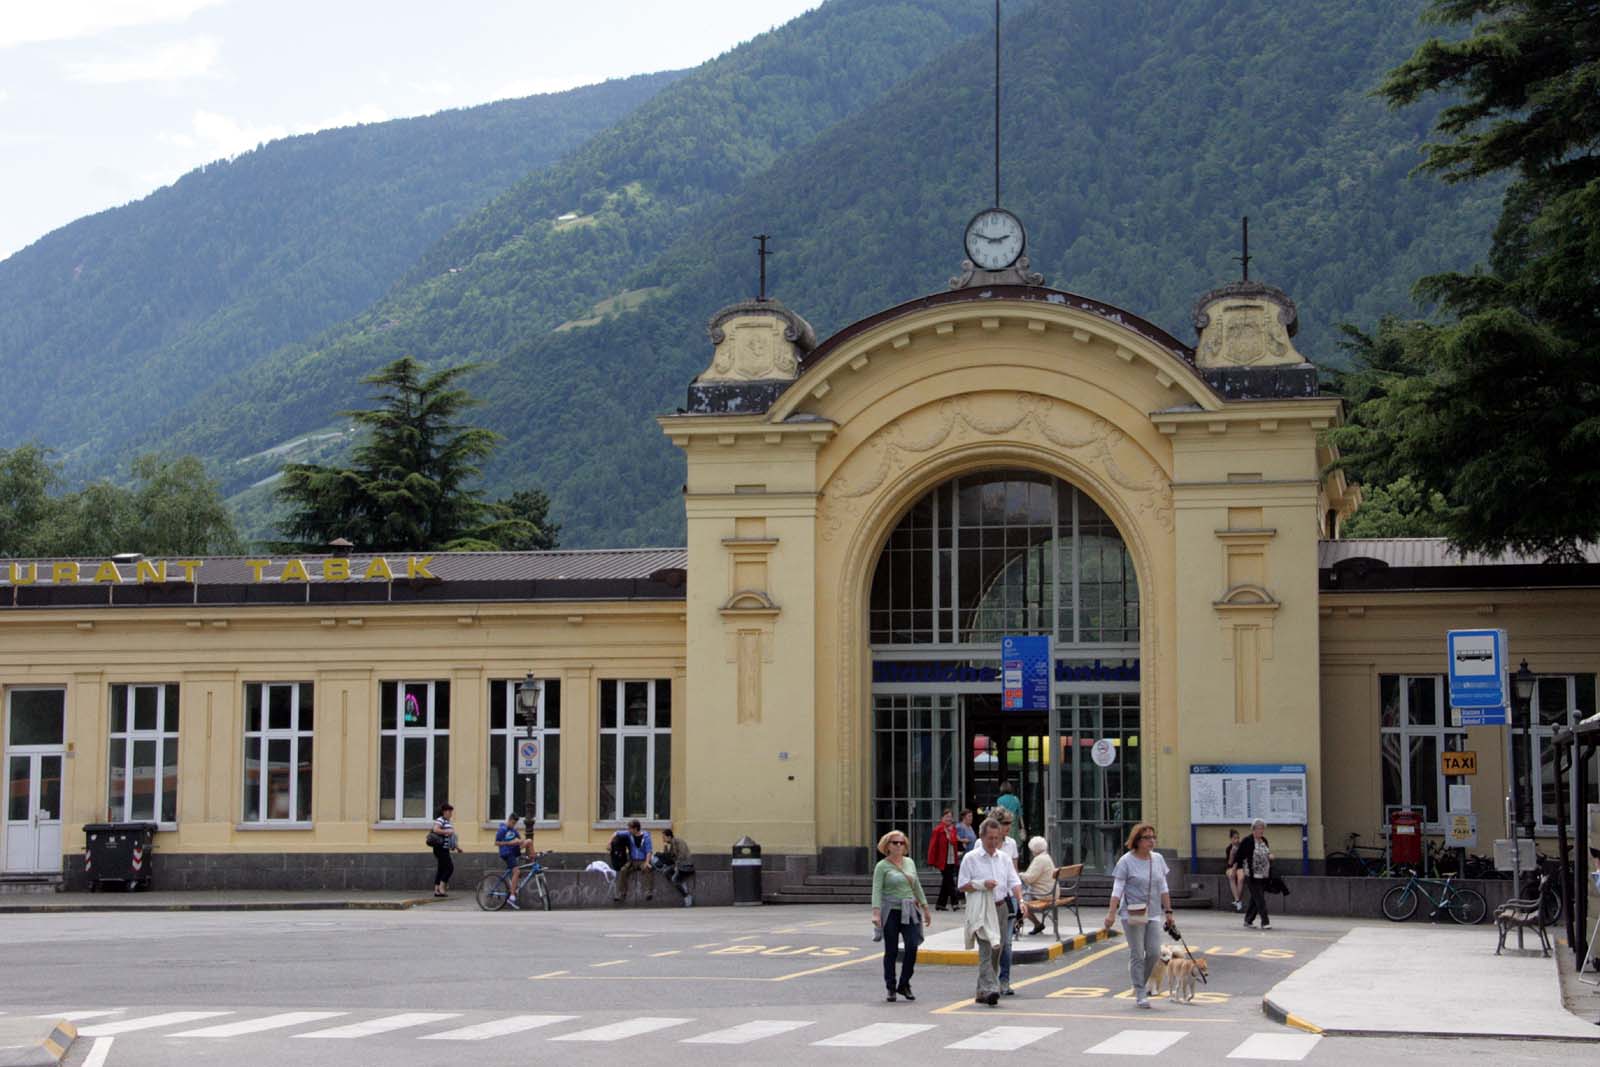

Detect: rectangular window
243,683,314,823
1378,675,1463,828
1518,674,1598,832
487,679,561,823
597,679,670,821
378,680,450,822
108,683,179,824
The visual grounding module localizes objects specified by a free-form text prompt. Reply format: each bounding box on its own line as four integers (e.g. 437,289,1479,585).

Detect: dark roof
1320,539,1600,593
0,548,688,610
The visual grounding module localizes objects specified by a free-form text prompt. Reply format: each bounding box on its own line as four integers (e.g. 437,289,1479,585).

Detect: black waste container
83,822,157,891
731,835,762,906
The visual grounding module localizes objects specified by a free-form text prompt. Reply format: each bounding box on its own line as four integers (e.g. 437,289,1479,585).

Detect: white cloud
0,89,10,104
304,105,388,133
1,0,225,48
64,35,220,84
488,75,593,102
190,108,286,157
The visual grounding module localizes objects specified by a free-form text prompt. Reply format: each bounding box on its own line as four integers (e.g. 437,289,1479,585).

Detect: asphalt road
0,900,1587,1065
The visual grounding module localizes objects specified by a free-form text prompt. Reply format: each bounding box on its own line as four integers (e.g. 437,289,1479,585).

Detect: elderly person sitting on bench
1017,836,1055,936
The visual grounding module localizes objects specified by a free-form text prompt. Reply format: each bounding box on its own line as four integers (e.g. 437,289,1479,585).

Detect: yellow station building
2,226,1596,890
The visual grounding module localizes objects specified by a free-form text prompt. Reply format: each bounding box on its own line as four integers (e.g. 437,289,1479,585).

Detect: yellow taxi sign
1441,751,1477,776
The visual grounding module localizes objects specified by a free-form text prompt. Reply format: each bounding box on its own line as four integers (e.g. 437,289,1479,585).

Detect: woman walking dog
872,829,930,1002
1103,822,1172,1009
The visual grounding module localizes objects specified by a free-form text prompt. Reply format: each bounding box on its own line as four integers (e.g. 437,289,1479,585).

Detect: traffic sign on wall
1446,628,1507,709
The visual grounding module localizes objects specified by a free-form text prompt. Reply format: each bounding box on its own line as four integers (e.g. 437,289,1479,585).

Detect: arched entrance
868,468,1142,871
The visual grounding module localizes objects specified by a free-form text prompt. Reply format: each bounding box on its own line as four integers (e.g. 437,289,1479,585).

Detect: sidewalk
0,890,442,914
917,921,1116,965
1263,923,1599,1040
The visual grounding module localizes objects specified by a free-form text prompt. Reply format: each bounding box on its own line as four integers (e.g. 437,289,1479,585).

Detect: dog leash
1164,920,1207,984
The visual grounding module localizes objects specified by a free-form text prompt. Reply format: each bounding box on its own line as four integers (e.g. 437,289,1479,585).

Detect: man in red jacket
927,809,963,911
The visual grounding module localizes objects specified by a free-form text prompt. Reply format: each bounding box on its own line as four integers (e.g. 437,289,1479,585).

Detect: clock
964,208,1025,271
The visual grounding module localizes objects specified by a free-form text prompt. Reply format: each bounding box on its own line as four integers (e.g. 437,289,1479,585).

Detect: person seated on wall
652,828,696,907
610,819,654,904
1017,836,1056,936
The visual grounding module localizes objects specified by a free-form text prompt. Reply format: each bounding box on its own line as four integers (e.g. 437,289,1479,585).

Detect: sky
0,0,822,261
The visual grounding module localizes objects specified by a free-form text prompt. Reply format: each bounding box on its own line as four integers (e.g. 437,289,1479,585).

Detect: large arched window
869,469,1138,647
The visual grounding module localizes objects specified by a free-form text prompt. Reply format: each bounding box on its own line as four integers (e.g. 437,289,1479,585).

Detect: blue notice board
1001,635,1051,711
1447,628,1507,709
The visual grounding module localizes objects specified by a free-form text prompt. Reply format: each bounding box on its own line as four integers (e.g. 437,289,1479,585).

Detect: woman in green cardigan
872,828,931,1002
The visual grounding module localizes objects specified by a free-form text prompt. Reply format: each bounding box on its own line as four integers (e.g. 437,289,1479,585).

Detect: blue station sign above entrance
871,657,1140,686
1001,635,1052,711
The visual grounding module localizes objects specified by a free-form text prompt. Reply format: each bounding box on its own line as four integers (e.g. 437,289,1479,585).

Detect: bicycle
1380,871,1486,925
1326,832,1399,877
476,853,553,912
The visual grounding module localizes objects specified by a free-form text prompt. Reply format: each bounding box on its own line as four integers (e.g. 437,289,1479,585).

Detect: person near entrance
927,809,963,911
959,818,1022,1005
956,809,977,854
1233,819,1273,929
1103,822,1172,1009
992,809,1020,989
611,819,654,904
871,829,930,1002
1018,836,1056,936
995,780,1024,847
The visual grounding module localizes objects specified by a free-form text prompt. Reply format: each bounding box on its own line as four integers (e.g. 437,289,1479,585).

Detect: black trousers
935,864,959,909
1246,876,1270,925
433,846,454,887
881,908,923,991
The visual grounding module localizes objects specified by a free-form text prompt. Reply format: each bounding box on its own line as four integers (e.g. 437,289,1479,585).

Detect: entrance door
3,689,66,874
1054,693,1142,873
965,695,1047,841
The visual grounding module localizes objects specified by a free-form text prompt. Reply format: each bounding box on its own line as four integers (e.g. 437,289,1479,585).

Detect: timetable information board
1189,763,1308,825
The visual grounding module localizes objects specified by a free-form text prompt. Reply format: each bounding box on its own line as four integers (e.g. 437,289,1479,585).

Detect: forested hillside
5,0,1502,550
0,71,680,470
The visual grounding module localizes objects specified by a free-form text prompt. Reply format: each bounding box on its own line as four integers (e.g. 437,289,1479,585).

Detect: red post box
1389,809,1423,868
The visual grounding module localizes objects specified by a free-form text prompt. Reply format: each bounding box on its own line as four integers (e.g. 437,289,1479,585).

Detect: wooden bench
1494,873,1552,957
1018,862,1084,940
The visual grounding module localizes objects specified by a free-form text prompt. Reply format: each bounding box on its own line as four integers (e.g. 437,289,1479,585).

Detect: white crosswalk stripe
812,1022,935,1047
79,1012,233,1037
419,1014,577,1041
682,1020,814,1044
1085,1029,1190,1056
172,1011,349,1037
1227,1033,1324,1060
47,1010,124,1022
292,1012,460,1039
946,1025,1062,1051
550,1017,691,1042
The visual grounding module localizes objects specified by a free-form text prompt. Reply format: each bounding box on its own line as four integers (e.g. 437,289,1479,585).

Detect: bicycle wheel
476,871,510,911
1381,884,1418,921
1445,887,1486,925
1325,852,1357,878
534,872,552,911
1539,890,1561,927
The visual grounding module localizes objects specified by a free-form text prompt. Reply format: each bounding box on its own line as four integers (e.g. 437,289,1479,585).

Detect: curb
922,925,1119,966
0,1019,76,1067
1261,996,1324,1035
0,897,439,915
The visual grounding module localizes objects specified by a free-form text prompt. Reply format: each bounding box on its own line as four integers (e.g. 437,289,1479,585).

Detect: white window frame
1522,674,1597,834
242,682,314,825
108,683,180,828
1379,674,1464,830
377,680,449,824
598,679,670,823
487,679,559,825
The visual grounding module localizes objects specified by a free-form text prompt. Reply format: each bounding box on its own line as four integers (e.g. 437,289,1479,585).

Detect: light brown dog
1161,954,1210,1002
1145,944,1182,995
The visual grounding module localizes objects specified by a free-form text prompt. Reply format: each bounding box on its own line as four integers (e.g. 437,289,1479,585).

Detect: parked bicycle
476,853,554,912
1326,832,1410,878
1380,871,1486,925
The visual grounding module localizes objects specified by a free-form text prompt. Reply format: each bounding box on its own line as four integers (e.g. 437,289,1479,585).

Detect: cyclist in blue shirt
496,813,531,907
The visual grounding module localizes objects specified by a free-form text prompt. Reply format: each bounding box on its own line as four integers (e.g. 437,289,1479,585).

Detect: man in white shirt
958,818,1023,1004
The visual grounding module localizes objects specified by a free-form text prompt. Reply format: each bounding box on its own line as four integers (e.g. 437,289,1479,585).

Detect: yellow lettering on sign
1441,751,1477,776
279,558,310,582
246,559,270,582
8,563,37,585
407,555,435,579
174,560,202,582
92,561,122,584
52,562,79,584
135,559,167,584
363,557,394,581
322,558,349,581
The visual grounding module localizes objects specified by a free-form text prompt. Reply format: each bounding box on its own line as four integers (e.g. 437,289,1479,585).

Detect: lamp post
1510,659,1536,887
516,673,542,832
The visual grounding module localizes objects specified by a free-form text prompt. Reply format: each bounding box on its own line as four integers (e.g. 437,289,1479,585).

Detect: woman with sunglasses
872,829,931,1002
1103,822,1172,1009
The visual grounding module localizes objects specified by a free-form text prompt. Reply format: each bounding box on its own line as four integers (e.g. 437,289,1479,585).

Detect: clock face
964,208,1025,270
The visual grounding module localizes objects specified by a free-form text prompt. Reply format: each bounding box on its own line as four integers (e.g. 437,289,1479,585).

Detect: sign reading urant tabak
0,556,438,585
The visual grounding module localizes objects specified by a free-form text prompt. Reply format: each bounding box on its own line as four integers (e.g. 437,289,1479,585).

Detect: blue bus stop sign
1001,635,1051,711
1447,628,1507,710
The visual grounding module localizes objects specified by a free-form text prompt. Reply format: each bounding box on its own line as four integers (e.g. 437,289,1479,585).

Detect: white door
4,689,66,873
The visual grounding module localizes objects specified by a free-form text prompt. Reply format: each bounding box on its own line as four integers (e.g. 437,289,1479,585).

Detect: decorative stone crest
1192,281,1306,369
696,299,816,384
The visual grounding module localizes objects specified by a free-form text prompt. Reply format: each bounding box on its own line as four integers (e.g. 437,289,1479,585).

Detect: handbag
425,831,445,848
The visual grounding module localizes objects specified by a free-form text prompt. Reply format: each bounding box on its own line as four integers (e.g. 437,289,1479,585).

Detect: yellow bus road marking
770,953,879,982
691,942,721,949
933,939,1128,1015
529,970,569,979
801,919,835,928
956,1008,1231,1024
591,959,629,968
729,934,759,943
650,949,682,957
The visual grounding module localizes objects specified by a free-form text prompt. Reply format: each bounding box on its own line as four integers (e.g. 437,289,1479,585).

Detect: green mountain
4,0,1500,551
0,71,681,469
